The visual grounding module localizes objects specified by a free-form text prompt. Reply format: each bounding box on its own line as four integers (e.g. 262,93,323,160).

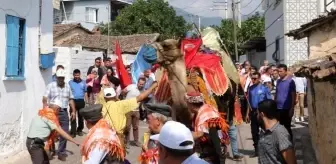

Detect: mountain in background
173,7,259,27
173,7,223,27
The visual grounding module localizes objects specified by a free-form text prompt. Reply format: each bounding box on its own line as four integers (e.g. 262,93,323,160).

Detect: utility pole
198,15,201,31
213,0,240,61
232,0,239,62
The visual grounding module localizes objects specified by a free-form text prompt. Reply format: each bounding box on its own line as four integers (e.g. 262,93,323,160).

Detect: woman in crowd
101,68,115,87
86,68,101,105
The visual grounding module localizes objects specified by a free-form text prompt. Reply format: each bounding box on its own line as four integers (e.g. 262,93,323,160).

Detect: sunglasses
251,77,258,80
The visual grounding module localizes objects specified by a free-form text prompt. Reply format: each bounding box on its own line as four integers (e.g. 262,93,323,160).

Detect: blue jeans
58,108,69,155
228,122,241,156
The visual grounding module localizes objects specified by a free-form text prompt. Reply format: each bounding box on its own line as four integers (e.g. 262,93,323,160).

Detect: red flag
115,40,132,89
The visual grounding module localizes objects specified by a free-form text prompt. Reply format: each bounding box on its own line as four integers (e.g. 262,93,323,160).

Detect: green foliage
215,13,265,56
100,0,190,40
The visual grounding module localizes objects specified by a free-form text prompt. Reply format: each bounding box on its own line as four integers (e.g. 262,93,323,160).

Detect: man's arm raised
136,82,158,103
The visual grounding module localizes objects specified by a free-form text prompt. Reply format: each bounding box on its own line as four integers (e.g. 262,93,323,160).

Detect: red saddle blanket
182,38,229,95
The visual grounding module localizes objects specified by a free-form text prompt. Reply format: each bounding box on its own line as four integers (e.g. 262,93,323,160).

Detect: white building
54,0,133,30
263,0,327,66
0,0,54,158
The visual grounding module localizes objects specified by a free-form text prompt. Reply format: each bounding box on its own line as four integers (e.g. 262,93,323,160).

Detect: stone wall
309,20,336,59
306,78,336,164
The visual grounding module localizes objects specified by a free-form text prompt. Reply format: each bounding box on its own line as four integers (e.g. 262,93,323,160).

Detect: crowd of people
25,56,308,164
237,60,307,163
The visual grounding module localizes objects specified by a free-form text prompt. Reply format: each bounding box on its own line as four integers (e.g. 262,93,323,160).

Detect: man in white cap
27,99,79,163
102,82,158,151
150,121,209,164
42,68,77,161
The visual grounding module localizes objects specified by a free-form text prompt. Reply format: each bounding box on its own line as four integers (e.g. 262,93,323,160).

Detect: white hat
50,98,62,108
104,87,116,98
56,69,66,77
150,121,194,150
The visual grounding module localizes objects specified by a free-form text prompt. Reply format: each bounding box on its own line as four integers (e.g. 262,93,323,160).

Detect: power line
180,0,201,10
240,0,264,16
241,0,253,8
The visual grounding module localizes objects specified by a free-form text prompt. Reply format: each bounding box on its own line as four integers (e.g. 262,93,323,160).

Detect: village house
287,10,336,164
54,0,133,30
240,37,266,68
53,23,159,80
262,0,323,65
0,0,55,159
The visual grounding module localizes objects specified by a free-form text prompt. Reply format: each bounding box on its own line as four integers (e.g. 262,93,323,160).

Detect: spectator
271,69,280,98
259,60,269,74
87,57,104,81
42,69,77,161
101,68,115,87
150,121,209,164
275,64,296,138
247,72,272,157
86,68,101,105
261,66,272,83
123,77,147,147
240,61,251,75
68,69,88,137
293,76,307,122
101,57,113,75
257,100,297,164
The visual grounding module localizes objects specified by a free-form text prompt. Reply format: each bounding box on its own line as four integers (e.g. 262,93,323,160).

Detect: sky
167,0,263,18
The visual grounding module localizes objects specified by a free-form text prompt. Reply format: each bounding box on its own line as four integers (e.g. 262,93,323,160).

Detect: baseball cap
104,87,116,98
56,69,66,77
150,121,194,150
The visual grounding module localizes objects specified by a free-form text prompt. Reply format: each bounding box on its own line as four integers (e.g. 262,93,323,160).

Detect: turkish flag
115,40,132,89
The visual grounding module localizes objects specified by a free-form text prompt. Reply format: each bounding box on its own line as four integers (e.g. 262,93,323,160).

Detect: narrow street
5,122,258,164
4,112,317,164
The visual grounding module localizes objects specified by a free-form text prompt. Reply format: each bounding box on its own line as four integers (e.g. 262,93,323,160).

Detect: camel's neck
166,58,191,125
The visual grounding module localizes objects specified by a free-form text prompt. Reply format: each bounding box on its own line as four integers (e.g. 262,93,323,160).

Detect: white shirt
293,77,307,94
244,76,252,92
261,74,271,83
83,147,108,164
125,84,141,99
44,82,74,108
182,153,209,164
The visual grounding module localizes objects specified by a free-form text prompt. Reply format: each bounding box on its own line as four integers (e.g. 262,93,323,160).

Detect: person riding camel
80,104,125,164
138,103,172,164
185,91,230,164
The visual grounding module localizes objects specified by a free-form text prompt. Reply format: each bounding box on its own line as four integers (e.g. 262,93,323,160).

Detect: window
85,7,98,23
5,15,25,79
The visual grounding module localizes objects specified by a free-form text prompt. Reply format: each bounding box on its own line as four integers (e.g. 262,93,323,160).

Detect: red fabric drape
115,40,132,89
181,38,229,95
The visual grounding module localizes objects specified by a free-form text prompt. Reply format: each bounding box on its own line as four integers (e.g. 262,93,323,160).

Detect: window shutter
6,15,20,76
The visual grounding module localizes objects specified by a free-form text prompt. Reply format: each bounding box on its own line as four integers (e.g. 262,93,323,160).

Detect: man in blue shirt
247,72,272,157
69,69,88,137
275,64,296,139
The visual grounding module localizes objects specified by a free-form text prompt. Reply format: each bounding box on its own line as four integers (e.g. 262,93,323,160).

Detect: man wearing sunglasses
247,72,272,157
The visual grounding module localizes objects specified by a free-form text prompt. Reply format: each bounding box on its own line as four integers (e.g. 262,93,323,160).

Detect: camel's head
150,39,183,66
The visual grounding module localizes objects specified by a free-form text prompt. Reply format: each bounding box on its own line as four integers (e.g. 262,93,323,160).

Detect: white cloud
168,0,263,18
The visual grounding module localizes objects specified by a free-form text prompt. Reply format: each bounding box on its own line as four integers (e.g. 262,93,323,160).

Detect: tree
216,13,265,57
100,0,190,39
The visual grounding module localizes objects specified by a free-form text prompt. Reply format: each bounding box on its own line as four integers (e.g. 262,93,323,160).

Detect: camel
147,37,241,128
